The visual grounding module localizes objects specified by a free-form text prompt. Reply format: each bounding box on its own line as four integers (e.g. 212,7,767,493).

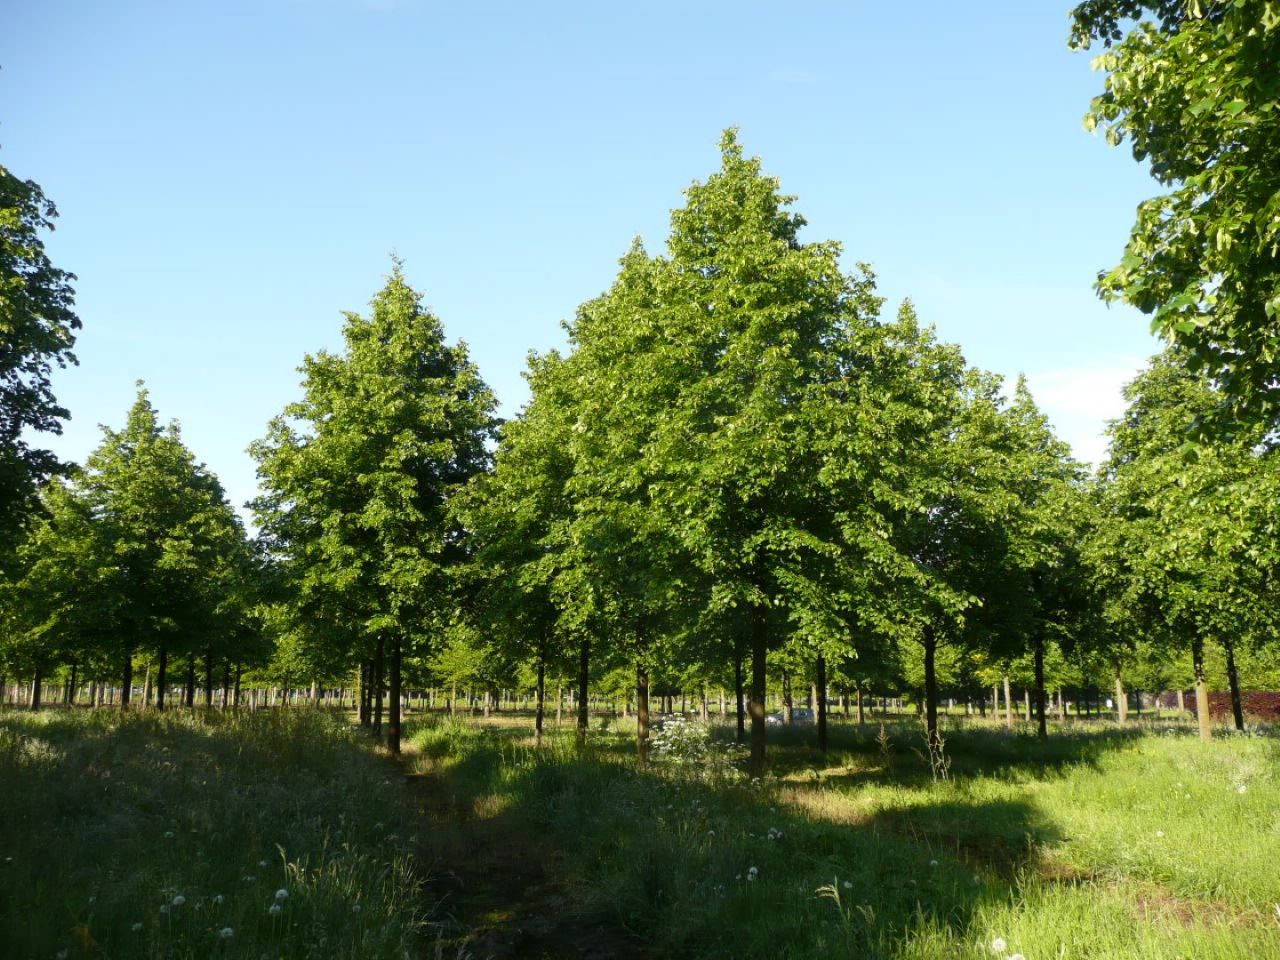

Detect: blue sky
4,0,1160,520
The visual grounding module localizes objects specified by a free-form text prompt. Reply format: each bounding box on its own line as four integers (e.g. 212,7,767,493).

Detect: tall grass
409,715,1280,959
0,708,431,959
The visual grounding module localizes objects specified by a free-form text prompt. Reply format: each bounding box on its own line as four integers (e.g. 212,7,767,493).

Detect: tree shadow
405,716,1071,960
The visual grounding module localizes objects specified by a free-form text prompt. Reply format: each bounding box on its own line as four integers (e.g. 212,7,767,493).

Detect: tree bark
635,661,650,762
233,663,242,708
388,635,402,754
1222,637,1245,733
734,652,746,744
748,607,768,777
1003,674,1012,729
923,624,940,750
373,635,384,735
1191,637,1212,741
184,658,196,708
816,654,828,753
1114,668,1128,724
534,657,546,746
576,635,591,746
1033,630,1047,740
121,649,134,710
203,650,214,709
856,684,865,725
156,645,169,711
28,666,42,712
358,661,371,726
782,669,793,725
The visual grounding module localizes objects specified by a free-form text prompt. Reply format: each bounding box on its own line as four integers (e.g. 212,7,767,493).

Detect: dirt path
399,760,653,960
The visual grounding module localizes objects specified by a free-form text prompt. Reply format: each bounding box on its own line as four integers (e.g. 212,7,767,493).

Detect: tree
1070,1,1280,424
1091,350,1277,738
1,386,252,708
251,260,498,753
0,159,80,534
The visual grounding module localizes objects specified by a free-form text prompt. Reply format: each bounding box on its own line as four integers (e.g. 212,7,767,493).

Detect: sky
4,0,1162,522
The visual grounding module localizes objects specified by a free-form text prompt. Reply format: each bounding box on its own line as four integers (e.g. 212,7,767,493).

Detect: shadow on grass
405,716,1072,960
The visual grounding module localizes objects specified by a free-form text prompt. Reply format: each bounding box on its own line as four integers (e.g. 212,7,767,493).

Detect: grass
408,714,1280,959
5,706,1277,959
0,708,432,959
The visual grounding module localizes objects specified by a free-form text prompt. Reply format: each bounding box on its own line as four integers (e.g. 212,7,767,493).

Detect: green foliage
1,386,254,679
0,159,80,533
251,260,498,681
1071,0,1280,423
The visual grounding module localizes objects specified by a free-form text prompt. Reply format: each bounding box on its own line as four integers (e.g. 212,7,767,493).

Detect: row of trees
3,1,1277,765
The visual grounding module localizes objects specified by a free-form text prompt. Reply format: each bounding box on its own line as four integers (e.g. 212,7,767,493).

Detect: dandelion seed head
842,880,852,890
274,889,288,901
159,905,169,915
991,936,1007,952
213,894,225,905
171,895,185,907
1155,831,1165,838
268,903,282,917
163,831,174,839
929,859,939,867
1237,784,1248,794
218,927,234,939
131,922,143,932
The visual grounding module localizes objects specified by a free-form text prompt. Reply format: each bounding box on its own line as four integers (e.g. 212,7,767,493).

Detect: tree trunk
576,636,591,746
923,625,940,750
555,683,563,725
388,636,402,754
1033,631,1047,740
233,663,242,708
635,661,650,762
1191,637,1212,741
156,645,169,711
1023,687,1031,723
748,608,768,777
184,659,196,708
534,657,546,746
373,635,384,735
1177,688,1185,714
734,652,746,744
1223,637,1245,733
782,669,793,725
718,686,725,718
142,663,152,708
28,666,42,712
1114,669,1128,724
700,686,709,723
204,650,214,709
856,684,865,725
121,649,134,710
358,661,371,726
1003,674,1012,729
816,654,828,753
67,662,78,705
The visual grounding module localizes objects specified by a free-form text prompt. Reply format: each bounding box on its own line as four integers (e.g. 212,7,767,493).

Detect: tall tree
0,158,80,534
252,260,498,753
1070,1,1280,424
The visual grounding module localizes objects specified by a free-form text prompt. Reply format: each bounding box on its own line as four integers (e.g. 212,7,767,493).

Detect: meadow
3,708,1278,959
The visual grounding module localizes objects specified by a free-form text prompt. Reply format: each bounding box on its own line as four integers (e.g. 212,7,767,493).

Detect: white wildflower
268,903,282,917
991,936,1007,953
274,889,288,901
1237,784,1248,794
746,866,759,882
1155,831,1165,838
1010,954,1025,960
218,927,234,939
842,880,852,890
